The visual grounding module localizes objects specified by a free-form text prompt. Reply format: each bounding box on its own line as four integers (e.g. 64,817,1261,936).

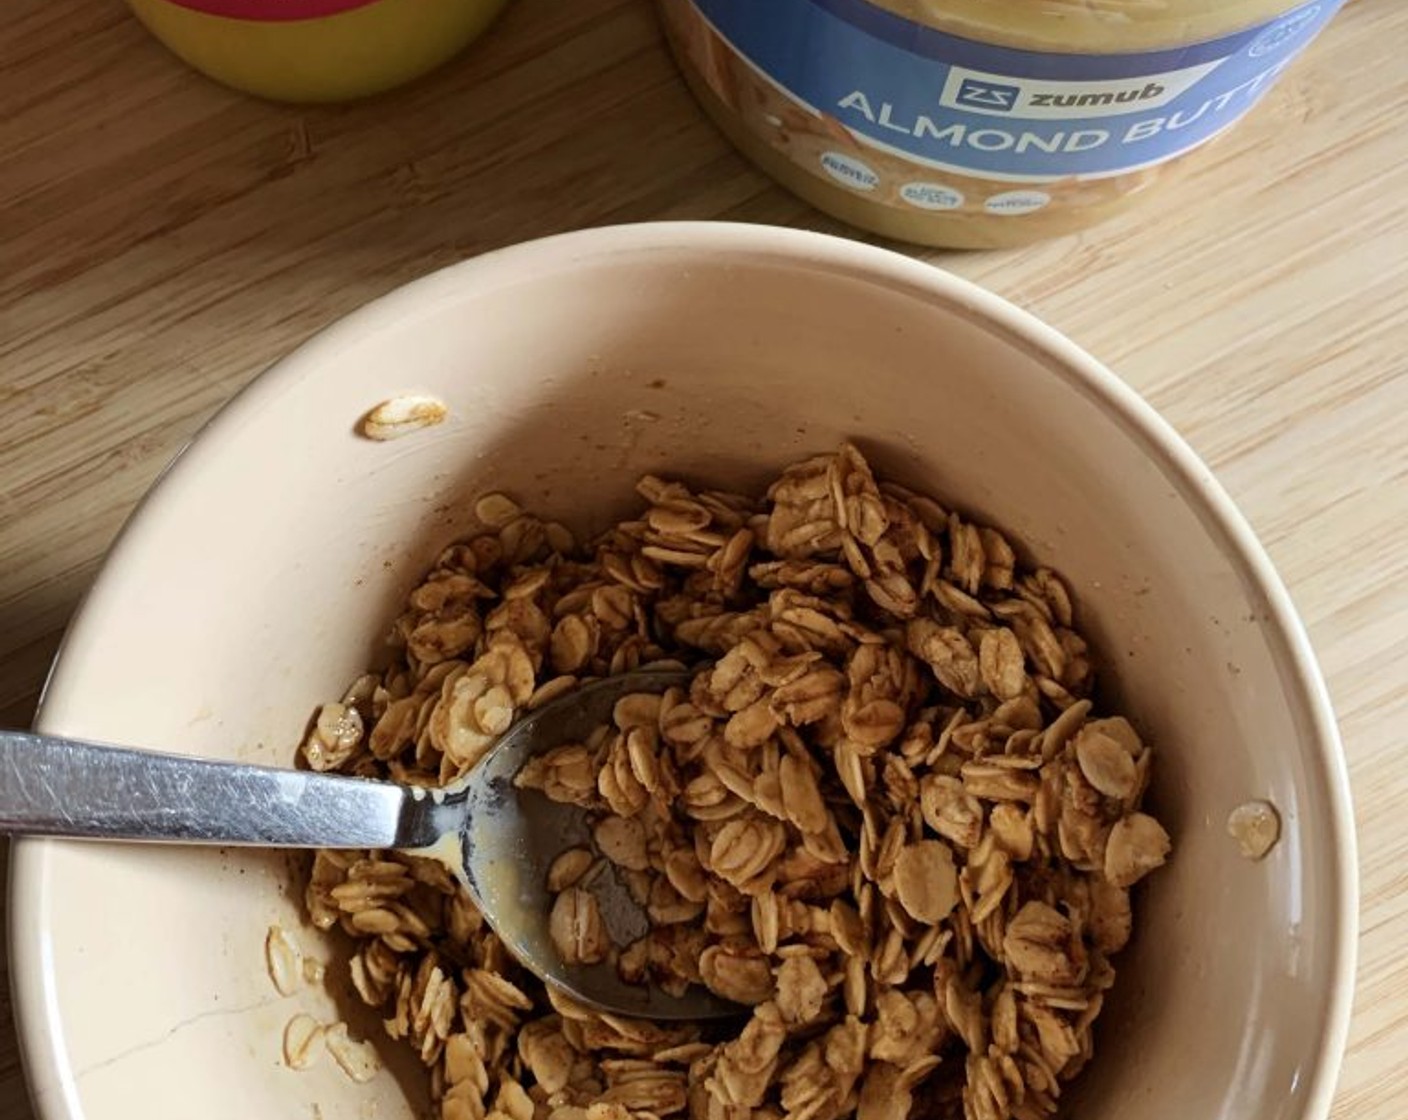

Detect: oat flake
360,394,448,441
1228,799,1282,861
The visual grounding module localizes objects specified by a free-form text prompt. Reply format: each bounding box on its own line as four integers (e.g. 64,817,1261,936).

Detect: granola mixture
298,444,1170,1120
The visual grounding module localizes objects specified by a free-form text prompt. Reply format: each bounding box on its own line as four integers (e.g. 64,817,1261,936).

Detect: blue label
689,0,1342,182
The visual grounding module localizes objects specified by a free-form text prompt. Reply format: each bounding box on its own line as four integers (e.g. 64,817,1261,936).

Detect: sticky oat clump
299,443,1170,1120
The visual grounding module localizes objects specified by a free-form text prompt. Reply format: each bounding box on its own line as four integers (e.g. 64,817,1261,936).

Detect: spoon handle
0,730,435,849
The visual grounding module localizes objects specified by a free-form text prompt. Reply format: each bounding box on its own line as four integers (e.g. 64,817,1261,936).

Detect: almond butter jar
659,0,1345,248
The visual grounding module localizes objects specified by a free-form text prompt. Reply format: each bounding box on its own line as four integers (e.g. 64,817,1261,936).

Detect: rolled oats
325,1021,383,1083
1104,812,1172,888
282,1013,325,1071
550,888,611,966
1227,799,1281,861
265,924,304,997
892,840,959,925
296,443,1169,1120
360,394,449,441
547,847,597,892
1073,726,1139,801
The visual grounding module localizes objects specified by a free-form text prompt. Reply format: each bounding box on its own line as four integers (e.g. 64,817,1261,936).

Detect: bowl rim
7,221,1358,1120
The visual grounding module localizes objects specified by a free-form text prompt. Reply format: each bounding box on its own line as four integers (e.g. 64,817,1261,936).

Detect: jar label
161,0,382,19
681,0,1341,184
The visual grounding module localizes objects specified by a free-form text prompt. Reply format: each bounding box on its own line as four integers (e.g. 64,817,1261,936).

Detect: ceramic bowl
9,223,1356,1120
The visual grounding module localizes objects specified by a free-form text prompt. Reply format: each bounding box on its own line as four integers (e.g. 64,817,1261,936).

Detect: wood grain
1,1,1404,1117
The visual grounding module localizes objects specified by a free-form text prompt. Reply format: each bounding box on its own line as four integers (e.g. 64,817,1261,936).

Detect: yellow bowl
127,0,511,103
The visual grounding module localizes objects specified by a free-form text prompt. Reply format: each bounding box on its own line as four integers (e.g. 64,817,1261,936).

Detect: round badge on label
984,190,1052,216
819,152,880,192
1250,6,1321,56
900,182,965,211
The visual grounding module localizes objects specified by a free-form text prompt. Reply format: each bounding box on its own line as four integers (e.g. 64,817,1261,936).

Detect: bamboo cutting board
0,1,1404,1117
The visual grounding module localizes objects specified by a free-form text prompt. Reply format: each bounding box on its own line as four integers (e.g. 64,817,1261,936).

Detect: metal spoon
0,669,737,1020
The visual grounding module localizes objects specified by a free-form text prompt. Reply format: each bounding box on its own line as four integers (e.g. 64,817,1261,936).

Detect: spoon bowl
453,669,735,1019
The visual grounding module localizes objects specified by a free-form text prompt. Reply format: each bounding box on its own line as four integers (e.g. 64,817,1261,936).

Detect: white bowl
10,223,1356,1120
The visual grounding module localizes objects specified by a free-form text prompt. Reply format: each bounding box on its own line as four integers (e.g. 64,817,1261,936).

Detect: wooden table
2,1,1404,1116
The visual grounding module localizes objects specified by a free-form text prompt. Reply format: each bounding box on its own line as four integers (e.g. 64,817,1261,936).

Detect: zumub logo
955,78,1021,111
